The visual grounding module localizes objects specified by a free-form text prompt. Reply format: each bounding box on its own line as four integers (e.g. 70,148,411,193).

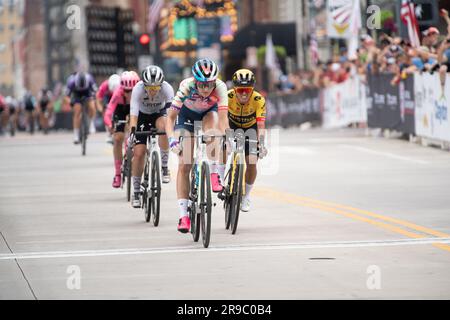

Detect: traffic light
136,33,151,56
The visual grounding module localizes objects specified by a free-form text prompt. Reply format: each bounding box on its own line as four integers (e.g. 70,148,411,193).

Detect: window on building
8,0,14,14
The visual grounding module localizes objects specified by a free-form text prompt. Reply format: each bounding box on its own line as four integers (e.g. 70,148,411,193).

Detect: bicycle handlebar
135,130,167,137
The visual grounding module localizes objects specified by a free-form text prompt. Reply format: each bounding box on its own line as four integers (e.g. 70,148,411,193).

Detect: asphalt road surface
1,128,450,300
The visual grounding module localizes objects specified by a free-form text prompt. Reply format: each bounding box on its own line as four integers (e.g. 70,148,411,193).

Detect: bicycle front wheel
143,160,151,223
200,161,212,248
126,145,133,202
151,151,161,227
230,158,244,235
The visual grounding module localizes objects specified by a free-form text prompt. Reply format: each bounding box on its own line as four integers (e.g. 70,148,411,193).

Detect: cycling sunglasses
196,81,216,90
235,87,253,95
145,85,162,91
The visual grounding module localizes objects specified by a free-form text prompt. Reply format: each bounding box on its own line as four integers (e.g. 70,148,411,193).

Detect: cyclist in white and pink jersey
104,71,140,188
165,58,229,234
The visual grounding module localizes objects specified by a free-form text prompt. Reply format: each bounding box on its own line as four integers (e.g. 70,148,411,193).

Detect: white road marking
1,238,449,261
339,145,430,165
278,146,316,155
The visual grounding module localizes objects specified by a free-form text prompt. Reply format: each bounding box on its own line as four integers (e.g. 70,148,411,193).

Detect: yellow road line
253,187,450,253
255,187,450,238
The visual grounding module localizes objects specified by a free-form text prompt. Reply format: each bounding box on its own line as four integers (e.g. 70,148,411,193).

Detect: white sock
244,183,253,200
217,164,225,182
74,128,80,139
178,199,189,218
209,160,218,174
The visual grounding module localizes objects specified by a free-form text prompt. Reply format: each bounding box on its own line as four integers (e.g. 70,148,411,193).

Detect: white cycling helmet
108,74,121,92
142,65,164,86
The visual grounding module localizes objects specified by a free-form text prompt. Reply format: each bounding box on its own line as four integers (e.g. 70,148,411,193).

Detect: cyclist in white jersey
129,65,174,208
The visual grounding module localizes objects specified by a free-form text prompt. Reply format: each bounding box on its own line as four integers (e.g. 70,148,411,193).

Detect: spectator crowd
275,9,450,94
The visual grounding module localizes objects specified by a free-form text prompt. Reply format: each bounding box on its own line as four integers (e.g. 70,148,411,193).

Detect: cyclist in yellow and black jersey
222,69,268,212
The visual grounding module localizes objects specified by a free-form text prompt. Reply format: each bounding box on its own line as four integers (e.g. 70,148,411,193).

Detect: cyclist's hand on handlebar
169,137,182,155
128,132,136,147
258,136,268,159
259,144,268,159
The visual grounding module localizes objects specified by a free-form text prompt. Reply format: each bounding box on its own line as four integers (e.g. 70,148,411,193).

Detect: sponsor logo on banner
435,99,448,125
327,0,353,38
414,73,450,142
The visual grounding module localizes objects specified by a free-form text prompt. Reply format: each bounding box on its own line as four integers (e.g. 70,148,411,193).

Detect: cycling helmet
142,65,164,86
192,58,219,82
120,71,139,91
108,74,121,92
232,69,256,87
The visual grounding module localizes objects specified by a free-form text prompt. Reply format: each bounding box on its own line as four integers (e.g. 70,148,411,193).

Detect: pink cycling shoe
210,173,223,193
112,175,121,188
178,216,191,234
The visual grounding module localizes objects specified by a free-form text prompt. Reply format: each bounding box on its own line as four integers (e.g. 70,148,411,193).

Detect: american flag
148,0,165,34
309,21,319,67
310,34,319,67
400,0,420,48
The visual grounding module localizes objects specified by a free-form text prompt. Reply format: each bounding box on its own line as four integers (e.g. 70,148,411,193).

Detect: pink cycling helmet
121,71,140,91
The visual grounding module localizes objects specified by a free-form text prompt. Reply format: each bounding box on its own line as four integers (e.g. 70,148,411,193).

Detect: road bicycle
136,128,166,226
183,127,222,248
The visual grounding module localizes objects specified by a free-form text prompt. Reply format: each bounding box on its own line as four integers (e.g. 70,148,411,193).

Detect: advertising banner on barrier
367,74,415,134
322,76,366,128
266,89,320,128
414,73,450,142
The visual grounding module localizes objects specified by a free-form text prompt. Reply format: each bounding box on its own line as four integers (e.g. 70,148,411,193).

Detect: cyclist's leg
72,95,82,139
132,112,151,196
155,113,170,172
242,126,259,210
87,98,96,133
203,110,223,191
174,109,197,226
111,105,127,187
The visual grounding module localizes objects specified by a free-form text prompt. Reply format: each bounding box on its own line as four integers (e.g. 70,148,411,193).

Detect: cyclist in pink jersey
104,71,140,188
165,58,229,234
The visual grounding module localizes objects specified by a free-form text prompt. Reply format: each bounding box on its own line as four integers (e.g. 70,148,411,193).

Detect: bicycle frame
225,131,247,196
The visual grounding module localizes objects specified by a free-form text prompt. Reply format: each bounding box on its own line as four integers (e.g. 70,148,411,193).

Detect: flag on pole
265,33,277,69
400,0,421,48
148,0,165,34
347,0,362,60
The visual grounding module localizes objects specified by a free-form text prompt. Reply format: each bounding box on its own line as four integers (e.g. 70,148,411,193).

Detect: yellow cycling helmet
232,69,256,87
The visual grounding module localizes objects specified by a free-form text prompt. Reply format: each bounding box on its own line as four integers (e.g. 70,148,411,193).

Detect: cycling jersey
96,80,113,102
227,89,266,129
130,81,174,117
104,86,131,129
171,77,228,114
65,73,97,99
38,90,53,111
0,95,5,110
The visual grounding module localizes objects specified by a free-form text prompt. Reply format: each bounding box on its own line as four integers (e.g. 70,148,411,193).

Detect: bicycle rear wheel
151,151,161,227
200,161,212,248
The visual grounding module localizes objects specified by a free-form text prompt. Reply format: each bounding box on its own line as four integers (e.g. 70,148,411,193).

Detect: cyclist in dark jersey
37,88,53,134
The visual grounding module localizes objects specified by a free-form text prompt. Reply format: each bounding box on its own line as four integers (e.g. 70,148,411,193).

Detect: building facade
0,0,24,96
